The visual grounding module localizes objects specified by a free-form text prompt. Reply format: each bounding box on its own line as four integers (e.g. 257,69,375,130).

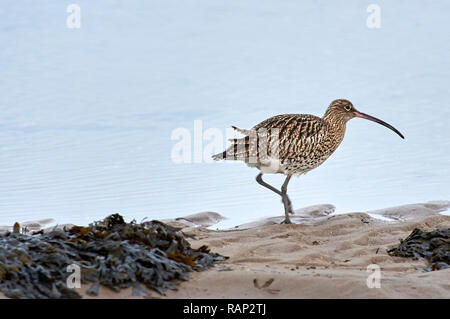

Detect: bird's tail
212,126,252,161
212,126,276,164
231,125,252,135
212,137,249,161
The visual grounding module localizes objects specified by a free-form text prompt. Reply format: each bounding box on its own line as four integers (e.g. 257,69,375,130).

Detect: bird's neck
323,116,347,145
322,111,348,127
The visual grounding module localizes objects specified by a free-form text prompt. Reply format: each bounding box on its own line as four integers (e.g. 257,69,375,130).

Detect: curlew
212,99,404,224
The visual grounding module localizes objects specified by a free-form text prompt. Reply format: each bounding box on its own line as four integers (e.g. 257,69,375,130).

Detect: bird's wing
213,114,326,162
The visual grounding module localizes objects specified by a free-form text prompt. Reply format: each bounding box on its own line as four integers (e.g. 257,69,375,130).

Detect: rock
368,201,450,221
175,212,227,227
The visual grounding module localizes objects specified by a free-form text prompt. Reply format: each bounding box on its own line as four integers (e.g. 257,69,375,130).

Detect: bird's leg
255,173,294,223
256,173,282,196
280,175,293,224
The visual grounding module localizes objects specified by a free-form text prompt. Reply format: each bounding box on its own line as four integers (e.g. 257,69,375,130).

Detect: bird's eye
345,105,352,111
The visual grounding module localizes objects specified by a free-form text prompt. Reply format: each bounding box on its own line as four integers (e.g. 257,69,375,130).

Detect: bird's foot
280,218,292,224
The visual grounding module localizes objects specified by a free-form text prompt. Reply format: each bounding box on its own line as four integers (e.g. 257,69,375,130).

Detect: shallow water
0,1,449,227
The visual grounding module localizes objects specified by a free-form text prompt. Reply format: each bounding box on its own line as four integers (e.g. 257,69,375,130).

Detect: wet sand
1,201,449,299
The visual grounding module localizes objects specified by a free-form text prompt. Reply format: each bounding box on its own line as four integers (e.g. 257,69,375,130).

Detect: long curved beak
353,111,404,139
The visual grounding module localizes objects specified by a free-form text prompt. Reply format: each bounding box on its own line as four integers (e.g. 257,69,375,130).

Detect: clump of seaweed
387,228,449,271
0,214,227,299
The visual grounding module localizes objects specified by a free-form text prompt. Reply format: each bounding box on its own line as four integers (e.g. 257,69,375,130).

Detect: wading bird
213,99,404,224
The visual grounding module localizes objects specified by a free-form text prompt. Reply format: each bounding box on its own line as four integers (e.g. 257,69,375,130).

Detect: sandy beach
1,201,449,299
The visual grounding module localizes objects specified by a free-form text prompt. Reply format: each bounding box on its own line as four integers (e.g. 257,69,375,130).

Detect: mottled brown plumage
213,99,404,224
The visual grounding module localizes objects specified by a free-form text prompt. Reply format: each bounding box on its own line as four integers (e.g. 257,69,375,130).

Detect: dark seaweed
387,228,450,271
0,214,227,298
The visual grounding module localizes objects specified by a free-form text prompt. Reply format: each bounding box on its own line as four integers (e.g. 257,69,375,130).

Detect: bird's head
324,99,404,139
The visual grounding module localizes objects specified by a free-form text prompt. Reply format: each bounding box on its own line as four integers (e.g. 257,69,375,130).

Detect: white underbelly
258,158,282,174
